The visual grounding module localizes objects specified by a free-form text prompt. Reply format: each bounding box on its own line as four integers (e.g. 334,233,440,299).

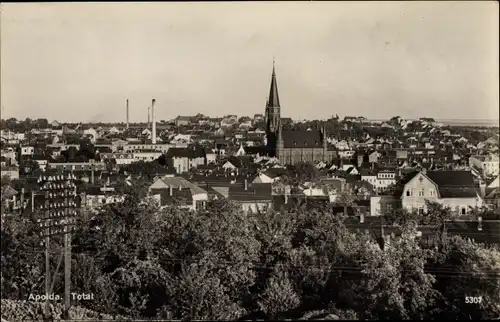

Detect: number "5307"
465,296,482,304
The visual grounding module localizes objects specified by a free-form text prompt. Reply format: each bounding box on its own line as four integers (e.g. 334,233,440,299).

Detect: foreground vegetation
2,195,500,320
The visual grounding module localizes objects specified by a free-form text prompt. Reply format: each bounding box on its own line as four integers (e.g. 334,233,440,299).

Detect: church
264,62,337,165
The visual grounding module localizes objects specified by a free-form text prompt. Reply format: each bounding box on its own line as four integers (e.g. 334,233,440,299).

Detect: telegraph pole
35,173,78,320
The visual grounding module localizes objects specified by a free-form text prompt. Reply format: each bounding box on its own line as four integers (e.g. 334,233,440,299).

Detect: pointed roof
267,59,280,108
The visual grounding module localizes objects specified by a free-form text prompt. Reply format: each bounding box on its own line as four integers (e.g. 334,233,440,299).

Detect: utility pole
35,174,78,320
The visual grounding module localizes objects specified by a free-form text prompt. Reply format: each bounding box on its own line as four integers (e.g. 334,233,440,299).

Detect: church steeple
268,58,280,108
265,58,282,157
265,59,281,135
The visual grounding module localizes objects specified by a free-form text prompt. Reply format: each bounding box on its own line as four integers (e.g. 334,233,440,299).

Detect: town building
264,61,336,165
399,170,483,215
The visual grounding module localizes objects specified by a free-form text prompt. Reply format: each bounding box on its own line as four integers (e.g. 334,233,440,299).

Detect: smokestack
152,99,157,144
20,188,25,212
148,106,151,127
126,99,129,129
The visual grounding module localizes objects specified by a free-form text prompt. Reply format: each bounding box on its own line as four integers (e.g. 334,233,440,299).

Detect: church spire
268,58,280,108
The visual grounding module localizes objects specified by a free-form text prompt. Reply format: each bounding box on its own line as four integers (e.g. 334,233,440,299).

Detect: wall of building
1,169,19,180
370,195,399,216
123,144,172,153
277,148,335,165
439,197,483,215
401,174,439,212
240,201,272,214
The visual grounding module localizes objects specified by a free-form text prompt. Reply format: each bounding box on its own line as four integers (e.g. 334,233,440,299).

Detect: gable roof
155,176,207,195
262,167,288,179
426,170,475,187
400,170,478,198
426,170,477,198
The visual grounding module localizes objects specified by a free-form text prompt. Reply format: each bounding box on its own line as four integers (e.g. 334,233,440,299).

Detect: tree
1,174,12,214
161,260,245,320
78,140,96,160
258,268,301,319
1,214,46,301
349,222,439,320
421,200,453,225
333,189,358,217
35,118,49,129
430,235,500,319
286,162,320,184
382,209,418,226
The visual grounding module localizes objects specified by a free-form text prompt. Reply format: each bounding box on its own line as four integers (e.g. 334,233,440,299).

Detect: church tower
265,59,281,156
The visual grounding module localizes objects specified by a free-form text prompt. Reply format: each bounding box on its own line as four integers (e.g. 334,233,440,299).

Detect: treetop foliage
2,197,499,320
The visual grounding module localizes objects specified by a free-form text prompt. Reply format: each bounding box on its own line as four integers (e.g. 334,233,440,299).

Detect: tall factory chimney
151,99,157,144
147,106,151,127
126,99,129,129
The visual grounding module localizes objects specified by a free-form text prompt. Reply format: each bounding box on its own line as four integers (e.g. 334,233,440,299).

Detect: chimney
20,188,25,211
31,191,35,213
357,155,363,168
147,106,151,128
169,185,173,196
151,99,157,144
478,216,482,231
244,179,248,191
126,99,129,129
422,168,427,174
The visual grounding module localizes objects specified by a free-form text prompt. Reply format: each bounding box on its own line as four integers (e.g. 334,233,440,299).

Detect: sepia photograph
1,1,499,321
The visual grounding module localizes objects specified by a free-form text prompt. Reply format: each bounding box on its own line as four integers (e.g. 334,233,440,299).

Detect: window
418,189,424,197
429,188,435,197
461,207,466,215
418,208,424,215
406,189,412,197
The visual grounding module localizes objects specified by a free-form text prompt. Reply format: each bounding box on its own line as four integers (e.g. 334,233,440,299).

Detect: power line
12,249,500,278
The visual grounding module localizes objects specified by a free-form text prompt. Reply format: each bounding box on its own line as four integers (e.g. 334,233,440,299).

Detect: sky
1,1,498,123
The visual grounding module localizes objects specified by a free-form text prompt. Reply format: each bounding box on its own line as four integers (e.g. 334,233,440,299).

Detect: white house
376,169,397,191
469,154,499,178
101,152,135,165
252,168,287,184
83,128,99,143
400,170,483,215
20,146,34,156
132,150,163,162
222,160,238,171
338,150,355,159
235,144,246,157
361,169,396,193
206,150,217,164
